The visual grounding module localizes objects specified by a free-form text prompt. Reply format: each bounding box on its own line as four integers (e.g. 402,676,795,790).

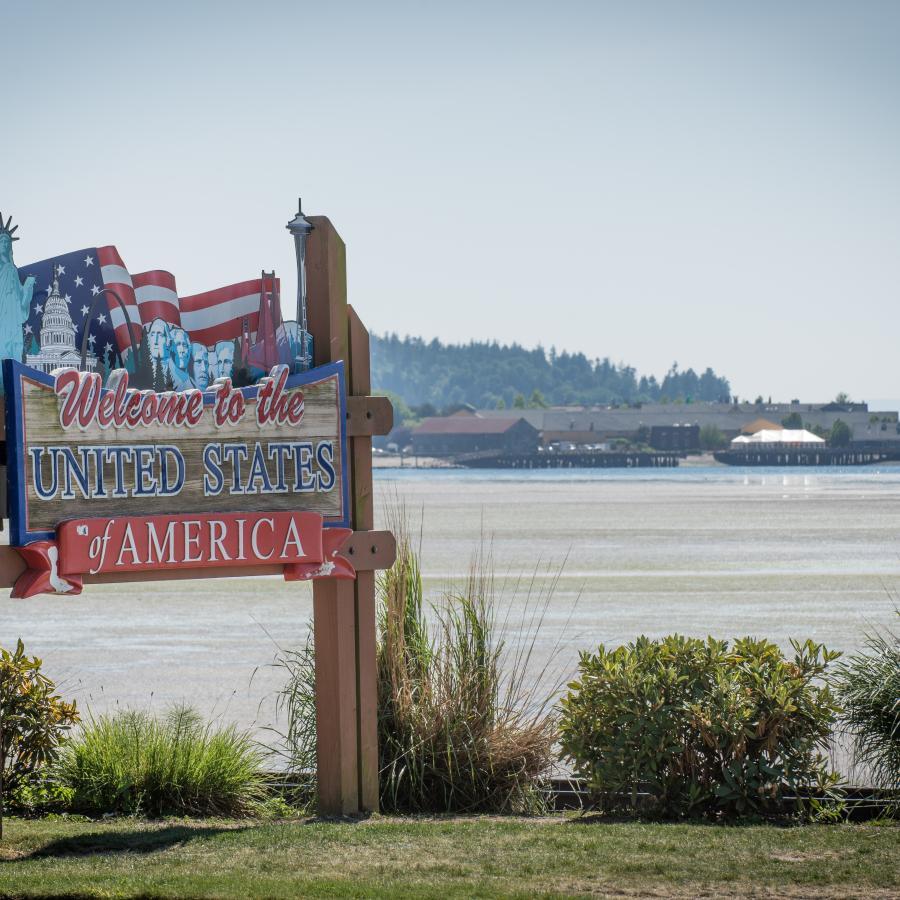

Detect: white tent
731,429,825,446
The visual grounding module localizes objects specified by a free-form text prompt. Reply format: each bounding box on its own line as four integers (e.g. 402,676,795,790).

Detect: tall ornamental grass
376,534,558,813
272,511,562,813
57,705,267,817
835,612,900,792
267,628,317,804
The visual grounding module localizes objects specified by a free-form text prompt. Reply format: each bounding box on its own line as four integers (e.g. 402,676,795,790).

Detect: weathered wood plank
306,218,348,369
307,217,363,817
354,569,379,811
347,307,375,533
347,304,379,812
313,577,359,815
346,395,393,437
336,529,396,571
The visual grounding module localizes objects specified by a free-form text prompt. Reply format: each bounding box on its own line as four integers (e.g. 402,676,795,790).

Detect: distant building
411,415,539,457
650,424,700,452
731,429,825,447
739,418,781,435
477,402,900,447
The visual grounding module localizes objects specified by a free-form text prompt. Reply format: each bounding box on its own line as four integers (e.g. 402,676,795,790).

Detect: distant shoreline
373,454,457,469
371,452,900,471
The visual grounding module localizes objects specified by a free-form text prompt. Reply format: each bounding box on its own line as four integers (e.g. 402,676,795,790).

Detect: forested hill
370,334,732,411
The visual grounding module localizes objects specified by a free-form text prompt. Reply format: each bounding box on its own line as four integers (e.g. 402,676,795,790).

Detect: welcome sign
3,358,352,596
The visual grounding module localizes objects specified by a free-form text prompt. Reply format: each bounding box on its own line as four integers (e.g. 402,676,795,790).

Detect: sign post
0,206,393,818
307,216,382,814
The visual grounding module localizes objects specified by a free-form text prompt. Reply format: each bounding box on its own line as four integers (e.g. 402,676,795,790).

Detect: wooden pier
714,446,900,466
454,450,680,469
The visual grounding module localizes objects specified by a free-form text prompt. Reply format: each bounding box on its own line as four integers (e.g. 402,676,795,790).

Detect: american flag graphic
19,247,280,368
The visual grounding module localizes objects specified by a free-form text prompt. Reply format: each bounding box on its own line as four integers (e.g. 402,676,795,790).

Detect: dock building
410,415,539,457
474,401,900,450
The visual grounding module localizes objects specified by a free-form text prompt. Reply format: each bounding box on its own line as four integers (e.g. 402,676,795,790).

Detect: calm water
2,466,898,741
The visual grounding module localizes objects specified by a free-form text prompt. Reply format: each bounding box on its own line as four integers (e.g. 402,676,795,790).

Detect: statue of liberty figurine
0,212,35,379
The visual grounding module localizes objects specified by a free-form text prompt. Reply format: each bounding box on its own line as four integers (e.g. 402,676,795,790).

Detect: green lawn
0,815,897,899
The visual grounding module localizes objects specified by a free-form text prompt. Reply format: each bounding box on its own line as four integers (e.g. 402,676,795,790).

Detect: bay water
2,466,898,747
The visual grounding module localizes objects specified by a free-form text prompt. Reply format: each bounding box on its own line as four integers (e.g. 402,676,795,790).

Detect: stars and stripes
18,249,110,368
21,246,279,366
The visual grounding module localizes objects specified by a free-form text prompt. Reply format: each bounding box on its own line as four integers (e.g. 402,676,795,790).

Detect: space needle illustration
286,198,315,372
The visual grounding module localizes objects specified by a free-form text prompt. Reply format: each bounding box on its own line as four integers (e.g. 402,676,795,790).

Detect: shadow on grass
6,824,249,861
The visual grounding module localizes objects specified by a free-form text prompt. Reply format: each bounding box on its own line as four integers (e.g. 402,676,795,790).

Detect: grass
55,706,267,817
0,815,898,898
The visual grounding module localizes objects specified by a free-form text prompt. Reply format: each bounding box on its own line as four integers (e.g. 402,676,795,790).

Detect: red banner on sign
10,512,355,598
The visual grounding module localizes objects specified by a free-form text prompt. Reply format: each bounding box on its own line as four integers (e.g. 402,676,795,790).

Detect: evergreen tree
369,333,733,411
830,419,852,447
132,335,153,388
153,358,165,393
231,337,251,387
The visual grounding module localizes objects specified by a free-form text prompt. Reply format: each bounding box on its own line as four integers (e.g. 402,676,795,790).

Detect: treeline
370,333,732,412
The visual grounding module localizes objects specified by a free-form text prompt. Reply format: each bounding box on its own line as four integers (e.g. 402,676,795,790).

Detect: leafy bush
835,612,900,791
7,776,74,815
699,424,727,450
56,705,267,816
559,635,841,818
1,639,79,801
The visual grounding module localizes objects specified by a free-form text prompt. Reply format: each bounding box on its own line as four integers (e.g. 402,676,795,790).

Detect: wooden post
347,306,379,810
307,216,383,815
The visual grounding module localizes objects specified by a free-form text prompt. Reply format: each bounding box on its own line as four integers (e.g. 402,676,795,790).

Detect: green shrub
8,776,74,815
56,705,267,817
835,612,900,791
559,635,841,818
1,639,79,802
699,424,727,450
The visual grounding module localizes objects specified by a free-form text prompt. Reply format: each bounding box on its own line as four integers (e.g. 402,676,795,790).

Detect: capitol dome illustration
26,265,97,374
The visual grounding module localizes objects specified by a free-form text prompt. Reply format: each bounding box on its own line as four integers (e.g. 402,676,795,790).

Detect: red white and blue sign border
2,357,351,548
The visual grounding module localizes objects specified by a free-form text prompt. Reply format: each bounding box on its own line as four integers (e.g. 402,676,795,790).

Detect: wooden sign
3,358,351,596
0,208,395,818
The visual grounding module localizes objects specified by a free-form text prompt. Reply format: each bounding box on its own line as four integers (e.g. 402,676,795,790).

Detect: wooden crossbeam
0,530,396,587
346,395,393,437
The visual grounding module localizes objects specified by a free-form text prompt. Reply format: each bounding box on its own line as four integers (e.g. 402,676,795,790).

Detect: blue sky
4,1,899,403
